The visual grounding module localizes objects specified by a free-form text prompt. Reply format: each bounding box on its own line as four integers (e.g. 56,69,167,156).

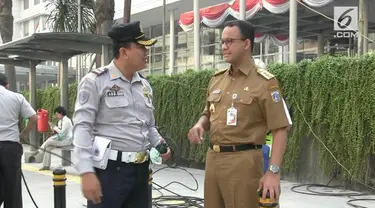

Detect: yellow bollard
148,168,153,208
53,167,67,208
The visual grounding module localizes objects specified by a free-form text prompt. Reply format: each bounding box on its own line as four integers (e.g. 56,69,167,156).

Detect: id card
226,107,237,126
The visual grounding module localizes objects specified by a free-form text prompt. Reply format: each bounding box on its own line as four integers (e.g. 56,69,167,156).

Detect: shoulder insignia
138,72,145,79
256,68,275,80
90,67,108,76
213,69,227,76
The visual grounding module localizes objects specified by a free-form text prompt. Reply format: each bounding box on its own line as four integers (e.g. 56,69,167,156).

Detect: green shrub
22,54,375,184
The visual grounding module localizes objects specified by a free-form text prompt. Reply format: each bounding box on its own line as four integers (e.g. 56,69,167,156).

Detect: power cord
291,99,375,208
20,138,204,208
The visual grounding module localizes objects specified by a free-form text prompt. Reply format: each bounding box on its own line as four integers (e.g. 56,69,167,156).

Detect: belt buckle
213,145,220,152
134,151,148,163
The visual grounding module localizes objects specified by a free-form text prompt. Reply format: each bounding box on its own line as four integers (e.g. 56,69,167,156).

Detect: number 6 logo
337,8,354,30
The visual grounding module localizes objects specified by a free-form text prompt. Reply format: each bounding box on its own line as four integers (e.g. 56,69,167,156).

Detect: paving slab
10,144,375,208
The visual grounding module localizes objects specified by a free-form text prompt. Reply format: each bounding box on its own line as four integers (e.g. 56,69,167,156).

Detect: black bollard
53,167,67,208
148,168,153,208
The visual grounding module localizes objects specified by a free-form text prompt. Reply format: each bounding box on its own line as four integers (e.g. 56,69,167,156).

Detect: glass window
24,0,29,10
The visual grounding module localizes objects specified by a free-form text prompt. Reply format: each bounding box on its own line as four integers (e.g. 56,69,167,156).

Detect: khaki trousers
204,148,264,208
38,137,72,167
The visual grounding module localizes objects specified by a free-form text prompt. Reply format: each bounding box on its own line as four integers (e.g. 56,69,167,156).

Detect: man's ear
5,83,9,89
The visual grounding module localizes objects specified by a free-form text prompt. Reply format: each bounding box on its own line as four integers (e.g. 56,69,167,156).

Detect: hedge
22,54,375,185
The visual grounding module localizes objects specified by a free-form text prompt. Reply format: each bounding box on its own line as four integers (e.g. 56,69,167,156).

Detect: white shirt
0,86,36,142
53,116,73,141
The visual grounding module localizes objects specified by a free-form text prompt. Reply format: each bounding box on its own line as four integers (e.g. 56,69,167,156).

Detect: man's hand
187,125,204,144
81,172,102,204
258,172,281,202
159,138,172,161
161,147,172,161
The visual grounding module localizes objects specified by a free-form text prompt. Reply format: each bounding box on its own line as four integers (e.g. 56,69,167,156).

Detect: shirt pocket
104,97,129,108
207,93,222,121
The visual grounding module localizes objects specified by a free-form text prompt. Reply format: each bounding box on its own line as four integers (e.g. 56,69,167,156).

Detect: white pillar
169,10,176,75
77,0,82,82
240,0,246,20
289,0,297,63
194,0,200,70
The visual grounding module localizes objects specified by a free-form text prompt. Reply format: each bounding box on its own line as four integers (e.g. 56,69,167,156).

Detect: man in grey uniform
73,21,171,208
0,73,38,208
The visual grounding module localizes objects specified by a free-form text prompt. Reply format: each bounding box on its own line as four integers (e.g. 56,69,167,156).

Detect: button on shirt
73,61,162,174
202,59,292,145
0,86,36,142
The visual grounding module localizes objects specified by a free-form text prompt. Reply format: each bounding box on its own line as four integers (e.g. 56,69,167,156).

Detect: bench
57,145,74,166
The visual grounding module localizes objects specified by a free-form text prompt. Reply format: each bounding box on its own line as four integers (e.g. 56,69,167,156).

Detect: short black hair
223,20,255,52
0,73,8,86
113,42,132,59
54,106,67,116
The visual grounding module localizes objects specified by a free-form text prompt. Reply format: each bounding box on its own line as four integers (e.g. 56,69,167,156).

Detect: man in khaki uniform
188,20,292,208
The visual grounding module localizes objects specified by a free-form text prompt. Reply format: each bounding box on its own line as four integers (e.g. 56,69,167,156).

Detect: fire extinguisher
37,108,49,133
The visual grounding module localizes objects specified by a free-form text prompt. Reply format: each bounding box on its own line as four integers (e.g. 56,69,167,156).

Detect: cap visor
137,37,157,46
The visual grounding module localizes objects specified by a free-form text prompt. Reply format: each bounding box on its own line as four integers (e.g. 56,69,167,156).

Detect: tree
0,0,16,91
94,0,115,67
46,0,96,33
123,0,131,23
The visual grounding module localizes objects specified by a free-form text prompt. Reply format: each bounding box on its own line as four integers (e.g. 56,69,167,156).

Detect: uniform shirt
73,61,162,174
0,85,36,142
53,116,73,141
202,59,292,145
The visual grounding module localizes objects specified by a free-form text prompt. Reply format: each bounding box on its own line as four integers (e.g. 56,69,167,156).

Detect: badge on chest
107,84,124,97
227,93,238,126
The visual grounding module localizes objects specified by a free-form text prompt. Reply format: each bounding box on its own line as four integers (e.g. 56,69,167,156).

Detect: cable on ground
291,99,375,208
20,139,204,208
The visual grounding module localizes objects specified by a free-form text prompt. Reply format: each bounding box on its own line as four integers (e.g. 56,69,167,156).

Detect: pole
53,167,67,208
363,0,368,54
239,0,246,20
289,0,297,63
77,0,81,82
148,168,153,208
358,0,363,55
193,0,200,70
124,0,132,23
162,0,166,74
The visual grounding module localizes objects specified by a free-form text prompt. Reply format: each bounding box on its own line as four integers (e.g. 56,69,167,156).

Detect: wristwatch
268,164,280,174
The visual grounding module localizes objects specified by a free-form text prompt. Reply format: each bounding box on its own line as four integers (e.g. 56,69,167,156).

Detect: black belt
209,143,262,153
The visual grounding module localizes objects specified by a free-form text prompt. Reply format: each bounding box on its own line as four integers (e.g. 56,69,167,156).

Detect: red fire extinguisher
37,108,49,133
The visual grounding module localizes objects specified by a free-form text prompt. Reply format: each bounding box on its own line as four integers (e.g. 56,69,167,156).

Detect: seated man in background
31,106,73,170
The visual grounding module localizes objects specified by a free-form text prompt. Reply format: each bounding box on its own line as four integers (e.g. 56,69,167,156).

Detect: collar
108,61,142,83
0,85,5,90
228,58,256,76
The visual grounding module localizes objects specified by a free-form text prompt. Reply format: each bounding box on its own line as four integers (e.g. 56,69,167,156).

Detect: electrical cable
19,137,204,208
290,99,375,208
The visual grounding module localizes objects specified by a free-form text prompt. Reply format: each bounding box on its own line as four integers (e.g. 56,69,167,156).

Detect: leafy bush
22,54,375,184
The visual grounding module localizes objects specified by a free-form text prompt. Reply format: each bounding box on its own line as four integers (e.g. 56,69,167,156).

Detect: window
24,0,29,10
34,17,40,32
35,0,40,5
23,21,29,36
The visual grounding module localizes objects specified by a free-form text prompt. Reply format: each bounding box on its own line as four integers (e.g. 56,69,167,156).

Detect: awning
179,0,334,46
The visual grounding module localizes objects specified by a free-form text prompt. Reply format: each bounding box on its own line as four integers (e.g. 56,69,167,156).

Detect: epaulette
138,72,146,79
256,68,275,80
213,68,227,76
90,67,108,76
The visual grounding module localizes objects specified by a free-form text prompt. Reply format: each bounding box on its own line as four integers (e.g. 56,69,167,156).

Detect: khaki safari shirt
202,59,292,145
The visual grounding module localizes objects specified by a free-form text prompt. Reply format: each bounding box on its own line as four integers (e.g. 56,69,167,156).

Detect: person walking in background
31,106,73,170
0,73,38,208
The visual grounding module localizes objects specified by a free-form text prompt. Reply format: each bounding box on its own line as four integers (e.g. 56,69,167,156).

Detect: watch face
269,165,279,173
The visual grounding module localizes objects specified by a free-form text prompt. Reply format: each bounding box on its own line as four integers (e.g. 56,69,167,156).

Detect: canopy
179,0,334,46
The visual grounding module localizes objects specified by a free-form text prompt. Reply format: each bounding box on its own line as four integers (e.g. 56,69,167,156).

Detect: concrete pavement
5,144,374,208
